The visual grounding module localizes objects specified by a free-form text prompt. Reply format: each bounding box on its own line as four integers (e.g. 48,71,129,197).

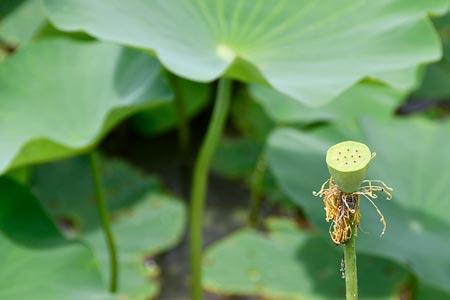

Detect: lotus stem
314,141,392,299
189,78,232,300
168,73,191,198
169,74,190,157
247,152,267,227
89,151,118,293
344,226,358,300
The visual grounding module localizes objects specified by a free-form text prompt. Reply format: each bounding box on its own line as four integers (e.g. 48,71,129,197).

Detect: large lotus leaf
85,193,186,299
204,218,408,299
43,0,447,105
413,14,450,100
267,119,450,293
417,284,450,300
230,88,276,141
250,82,406,125
415,60,450,100
0,0,46,46
0,38,172,174
0,177,113,300
0,0,24,18
375,66,423,91
31,156,186,299
31,156,161,233
212,137,293,209
212,137,263,179
131,78,211,136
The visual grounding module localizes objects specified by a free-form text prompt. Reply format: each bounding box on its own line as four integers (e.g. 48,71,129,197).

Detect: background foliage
1,0,450,299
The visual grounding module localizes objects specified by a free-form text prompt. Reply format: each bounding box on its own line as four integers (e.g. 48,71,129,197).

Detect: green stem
189,78,232,300
89,151,118,293
169,73,190,159
344,226,358,300
247,153,267,227
168,73,191,198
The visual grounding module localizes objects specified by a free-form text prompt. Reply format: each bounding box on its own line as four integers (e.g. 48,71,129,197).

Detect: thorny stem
344,226,358,300
189,78,232,300
247,153,268,227
89,151,118,293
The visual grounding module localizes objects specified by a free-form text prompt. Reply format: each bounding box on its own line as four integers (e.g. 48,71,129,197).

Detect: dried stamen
313,177,392,245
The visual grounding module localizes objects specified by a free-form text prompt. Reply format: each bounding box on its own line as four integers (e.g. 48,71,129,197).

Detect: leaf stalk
189,78,232,300
89,151,118,293
344,226,358,300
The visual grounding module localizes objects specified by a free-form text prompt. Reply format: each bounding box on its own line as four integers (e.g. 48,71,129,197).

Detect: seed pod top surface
326,141,371,193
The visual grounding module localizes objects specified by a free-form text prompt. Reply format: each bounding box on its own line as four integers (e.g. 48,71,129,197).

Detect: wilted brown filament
314,178,392,245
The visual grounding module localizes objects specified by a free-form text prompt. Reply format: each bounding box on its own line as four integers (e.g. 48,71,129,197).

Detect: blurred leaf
0,38,172,174
85,193,185,299
267,118,450,293
43,0,445,105
213,138,262,179
417,283,450,300
36,22,95,42
375,66,422,91
212,137,293,209
250,82,406,125
0,178,65,248
0,48,6,61
414,41,450,100
434,9,450,32
31,156,186,299
0,0,46,46
204,218,408,299
0,177,113,300
214,86,289,207
31,156,161,233
230,88,276,141
0,0,26,18
5,166,31,184
131,78,211,136
31,156,162,233
413,12,450,101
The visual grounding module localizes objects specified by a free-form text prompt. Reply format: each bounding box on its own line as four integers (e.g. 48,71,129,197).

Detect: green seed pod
326,141,372,193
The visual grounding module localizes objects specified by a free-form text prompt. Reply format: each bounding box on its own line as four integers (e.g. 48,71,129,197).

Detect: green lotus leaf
0,0,46,46
31,156,186,299
229,87,276,141
414,40,450,100
0,38,172,174
267,118,450,293
43,0,447,105
131,78,211,136
84,193,185,299
250,82,406,125
212,137,263,179
0,177,113,300
413,12,450,100
204,218,408,299
417,284,450,300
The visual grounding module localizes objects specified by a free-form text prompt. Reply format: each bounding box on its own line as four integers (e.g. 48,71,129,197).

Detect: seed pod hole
326,141,372,192
327,141,371,171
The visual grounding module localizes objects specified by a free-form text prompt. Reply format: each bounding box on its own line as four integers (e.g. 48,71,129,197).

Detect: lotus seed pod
326,141,372,193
